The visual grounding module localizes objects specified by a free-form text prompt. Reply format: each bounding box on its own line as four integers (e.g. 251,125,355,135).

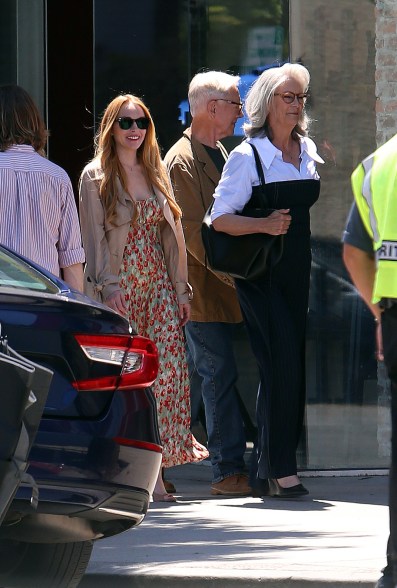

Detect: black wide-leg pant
235,276,305,481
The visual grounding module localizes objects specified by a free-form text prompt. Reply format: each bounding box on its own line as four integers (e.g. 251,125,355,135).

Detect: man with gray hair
165,71,251,496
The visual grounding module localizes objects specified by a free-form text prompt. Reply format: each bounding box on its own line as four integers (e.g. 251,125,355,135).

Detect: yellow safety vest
351,133,397,302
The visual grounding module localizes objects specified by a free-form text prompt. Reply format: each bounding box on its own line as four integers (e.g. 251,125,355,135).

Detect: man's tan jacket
165,127,242,323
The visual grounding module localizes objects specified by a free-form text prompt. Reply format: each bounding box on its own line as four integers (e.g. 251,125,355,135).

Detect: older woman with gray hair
211,62,324,498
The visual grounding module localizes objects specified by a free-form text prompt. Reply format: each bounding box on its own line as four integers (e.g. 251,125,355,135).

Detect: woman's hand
179,302,191,327
213,209,291,237
105,290,128,316
260,209,291,235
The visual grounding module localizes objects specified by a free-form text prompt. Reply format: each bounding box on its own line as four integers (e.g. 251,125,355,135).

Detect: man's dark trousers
381,304,397,585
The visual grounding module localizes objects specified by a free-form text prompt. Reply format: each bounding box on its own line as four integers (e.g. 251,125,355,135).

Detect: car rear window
0,250,59,294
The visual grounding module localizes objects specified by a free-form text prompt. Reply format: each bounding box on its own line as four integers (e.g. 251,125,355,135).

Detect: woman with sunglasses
212,63,324,498
79,94,208,501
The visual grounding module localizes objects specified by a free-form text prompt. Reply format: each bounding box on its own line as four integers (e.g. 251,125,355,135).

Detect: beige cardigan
79,160,192,305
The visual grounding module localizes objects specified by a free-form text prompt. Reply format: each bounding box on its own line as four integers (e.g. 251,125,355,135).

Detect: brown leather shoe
211,474,251,496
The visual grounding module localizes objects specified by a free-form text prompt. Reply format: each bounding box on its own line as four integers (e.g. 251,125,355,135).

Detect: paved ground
80,460,390,587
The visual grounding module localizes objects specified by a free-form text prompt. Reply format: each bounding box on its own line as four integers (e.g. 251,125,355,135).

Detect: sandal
152,492,177,503
164,479,176,493
162,468,176,493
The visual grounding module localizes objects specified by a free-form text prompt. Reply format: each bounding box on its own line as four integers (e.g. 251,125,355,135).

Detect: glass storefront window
0,0,45,114
93,0,386,471
93,0,289,153
290,1,382,469
1,0,386,471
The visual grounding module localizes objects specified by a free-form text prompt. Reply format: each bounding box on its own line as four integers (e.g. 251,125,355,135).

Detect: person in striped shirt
0,84,85,291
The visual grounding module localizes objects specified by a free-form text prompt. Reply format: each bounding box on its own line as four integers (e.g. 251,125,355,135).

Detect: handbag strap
249,143,266,187
248,142,269,208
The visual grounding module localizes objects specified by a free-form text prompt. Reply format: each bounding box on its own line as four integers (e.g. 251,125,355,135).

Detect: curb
80,573,376,587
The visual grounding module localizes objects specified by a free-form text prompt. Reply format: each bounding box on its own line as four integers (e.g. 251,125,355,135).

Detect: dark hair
0,85,48,153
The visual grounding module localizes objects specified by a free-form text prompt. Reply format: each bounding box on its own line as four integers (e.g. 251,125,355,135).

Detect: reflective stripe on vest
361,155,380,244
351,133,397,302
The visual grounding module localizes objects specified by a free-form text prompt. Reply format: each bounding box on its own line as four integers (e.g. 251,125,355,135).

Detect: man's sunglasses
116,116,150,130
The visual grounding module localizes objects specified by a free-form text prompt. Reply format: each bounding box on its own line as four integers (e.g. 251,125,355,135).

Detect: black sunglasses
116,116,150,130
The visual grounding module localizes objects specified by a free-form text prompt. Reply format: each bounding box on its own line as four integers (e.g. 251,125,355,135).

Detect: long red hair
93,94,181,225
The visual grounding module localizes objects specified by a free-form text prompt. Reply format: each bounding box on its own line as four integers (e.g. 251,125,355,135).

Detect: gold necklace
273,140,295,160
283,142,299,160
119,158,139,173
283,150,295,161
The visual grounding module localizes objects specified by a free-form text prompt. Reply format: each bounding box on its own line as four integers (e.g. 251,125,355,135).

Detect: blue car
0,244,161,588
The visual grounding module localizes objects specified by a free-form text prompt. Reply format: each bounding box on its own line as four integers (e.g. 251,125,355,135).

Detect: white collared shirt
211,136,324,220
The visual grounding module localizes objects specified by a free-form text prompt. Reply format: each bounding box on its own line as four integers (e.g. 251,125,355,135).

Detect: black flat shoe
374,577,395,588
268,478,309,498
251,479,270,497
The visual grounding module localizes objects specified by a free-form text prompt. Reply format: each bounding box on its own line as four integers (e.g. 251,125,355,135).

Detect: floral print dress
119,195,208,467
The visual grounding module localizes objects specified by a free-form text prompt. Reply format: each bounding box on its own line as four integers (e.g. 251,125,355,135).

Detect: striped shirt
0,145,85,276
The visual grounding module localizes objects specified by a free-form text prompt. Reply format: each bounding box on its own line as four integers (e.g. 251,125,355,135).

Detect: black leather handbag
201,143,283,281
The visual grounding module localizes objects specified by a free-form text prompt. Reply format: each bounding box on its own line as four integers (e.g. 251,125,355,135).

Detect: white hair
244,63,311,138
188,71,240,117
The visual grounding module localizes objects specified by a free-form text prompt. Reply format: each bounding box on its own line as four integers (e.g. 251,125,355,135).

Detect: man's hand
375,319,384,362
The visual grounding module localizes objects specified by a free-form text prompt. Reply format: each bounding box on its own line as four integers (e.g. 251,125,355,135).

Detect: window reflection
0,0,386,470
292,1,383,468
0,0,45,113
92,0,387,470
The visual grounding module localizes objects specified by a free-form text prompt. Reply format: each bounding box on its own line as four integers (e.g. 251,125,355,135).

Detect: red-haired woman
79,94,208,501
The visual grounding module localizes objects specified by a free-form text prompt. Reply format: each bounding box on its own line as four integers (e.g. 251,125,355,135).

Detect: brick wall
375,0,397,146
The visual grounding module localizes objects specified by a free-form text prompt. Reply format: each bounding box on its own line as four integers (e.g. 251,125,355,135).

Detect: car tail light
72,334,158,392
113,437,162,453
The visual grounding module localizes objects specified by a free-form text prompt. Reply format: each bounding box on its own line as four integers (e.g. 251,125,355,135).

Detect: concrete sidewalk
80,461,389,587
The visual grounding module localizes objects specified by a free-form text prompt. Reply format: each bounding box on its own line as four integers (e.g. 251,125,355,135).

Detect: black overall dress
235,178,320,482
